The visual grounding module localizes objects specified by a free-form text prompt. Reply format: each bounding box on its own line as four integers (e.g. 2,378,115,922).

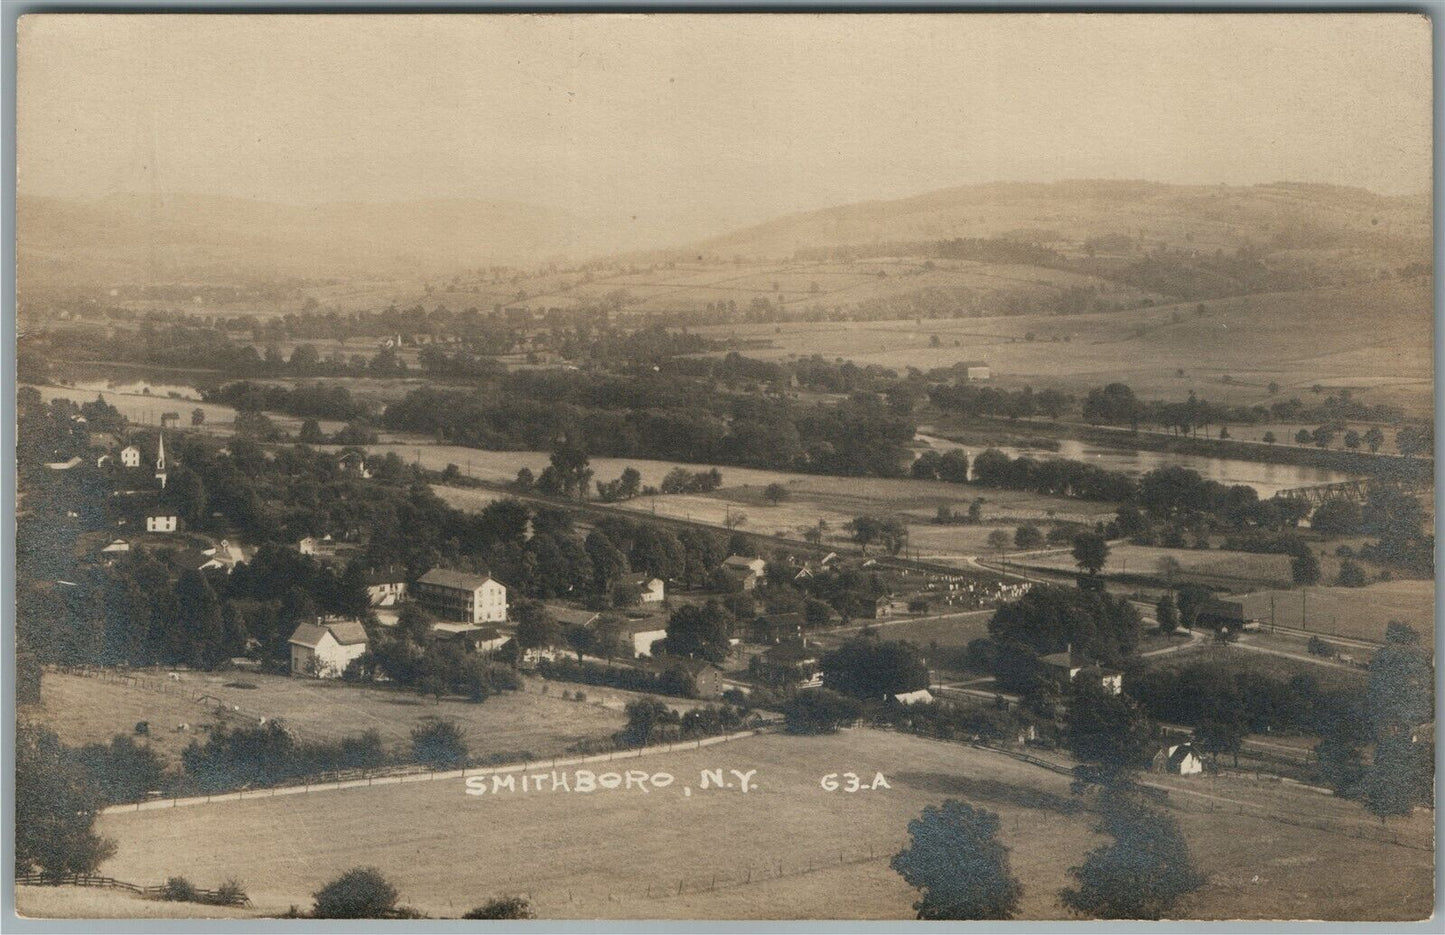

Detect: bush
783,688,863,734
463,896,535,919
410,720,467,769
1336,560,1368,588
214,879,248,906
312,867,399,919
160,876,199,903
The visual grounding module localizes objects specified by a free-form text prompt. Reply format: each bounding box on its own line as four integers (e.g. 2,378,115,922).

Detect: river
914,434,1358,498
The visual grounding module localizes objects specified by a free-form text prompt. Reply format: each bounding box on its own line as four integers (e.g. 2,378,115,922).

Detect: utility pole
1301,588,1307,632
1270,593,1276,635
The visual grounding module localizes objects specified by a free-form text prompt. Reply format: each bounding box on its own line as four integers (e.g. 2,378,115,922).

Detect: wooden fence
15,872,251,906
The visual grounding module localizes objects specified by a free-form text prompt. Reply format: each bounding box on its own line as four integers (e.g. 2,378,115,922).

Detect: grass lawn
76,728,1432,920
32,670,628,769
1016,544,1294,590
1144,643,1368,694
1239,579,1434,645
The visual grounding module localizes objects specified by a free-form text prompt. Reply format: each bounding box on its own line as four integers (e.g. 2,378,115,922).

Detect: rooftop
418,567,498,591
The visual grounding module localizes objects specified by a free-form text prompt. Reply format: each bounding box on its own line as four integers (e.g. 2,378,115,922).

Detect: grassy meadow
73,729,1433,920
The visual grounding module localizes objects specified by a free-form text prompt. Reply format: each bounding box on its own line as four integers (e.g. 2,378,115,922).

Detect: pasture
691,279,1433,418
1013,544,1295,590
1239,579,1435,646
81,729,1433,920
33,670,628,769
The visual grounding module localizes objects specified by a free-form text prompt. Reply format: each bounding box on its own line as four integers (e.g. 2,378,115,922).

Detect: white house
721,554,766,591
100,538,131,555
120,445,141,468
288,618,369,678
145,510,179,534
621,619,669,658
365,569,407,607
1156,744,1205,776
415,567,508,623
623,572,665,603
337,451,372,479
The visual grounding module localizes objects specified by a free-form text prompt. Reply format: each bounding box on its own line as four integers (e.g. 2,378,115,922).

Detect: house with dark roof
1041,646,1122,695
749,612,805,645
750,640,821,687
1196,599,1249,631
1151,743,1204,775
621,572,665,603
639,655,724,699
416,567,507,623
720,555,766,591
288,618,369,678
431,623,509,654
364,568,407,607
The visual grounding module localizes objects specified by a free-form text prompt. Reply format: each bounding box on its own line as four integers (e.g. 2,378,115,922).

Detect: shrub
463,896,535,919
312,867,399,919
410,720,467,769
213,879,248,906
160,876,199,902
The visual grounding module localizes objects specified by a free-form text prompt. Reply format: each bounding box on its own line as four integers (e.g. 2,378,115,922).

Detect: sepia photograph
9,10,1437,924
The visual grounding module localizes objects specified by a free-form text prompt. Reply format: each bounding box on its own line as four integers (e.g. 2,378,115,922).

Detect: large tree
658,600,733,663
1061,792,1203,919
1072,532,1110,576
892,800,1023,920
15,725,116,877
821,635,928,700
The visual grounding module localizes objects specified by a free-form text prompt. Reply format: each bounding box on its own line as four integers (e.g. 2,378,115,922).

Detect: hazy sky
18,13,1434,239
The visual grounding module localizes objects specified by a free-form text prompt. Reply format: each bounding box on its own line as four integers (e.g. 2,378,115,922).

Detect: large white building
288,618,369,678
415,568,508,624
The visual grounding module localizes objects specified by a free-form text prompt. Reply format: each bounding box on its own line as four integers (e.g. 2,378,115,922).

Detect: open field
77,728,1432,920
1239,578,1435,645
692,279,1433,417
418,444,1115,565
1145,642,1370,693
15,886,259,920
31,670,629,769
1013,544,1294,590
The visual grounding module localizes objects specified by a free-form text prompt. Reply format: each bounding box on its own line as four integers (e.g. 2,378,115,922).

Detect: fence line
101,728,764,815
15,872,251,906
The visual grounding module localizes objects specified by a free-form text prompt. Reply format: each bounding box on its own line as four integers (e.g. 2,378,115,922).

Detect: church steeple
155,433,167,489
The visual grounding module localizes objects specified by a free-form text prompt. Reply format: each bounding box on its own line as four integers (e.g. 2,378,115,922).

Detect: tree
782,688,863,734
1290,550,1321,586
1155,595,1179,634
1363,426,1385,453
1310,499,1362,535
1061,792,1203,919
1294,429,1312,445
845,515,908,555
1193,712,1248,767
1343,429,1361,450
563,624,595,662
15,726,116,877
1013,524,1044,550
410,720,467,768
892,800,1023,920
1262,431,1276,445
312,867,401,919
513,601,561,656
191,407,205,427
1336,560,1367,587
986,529,1011,563
1311,424,1336,448
763,482,789,505
658,601,732,663
463,897,535,919
298,419,324,444
1063,684,1154,790
1072,532,1110,576
821,636,928,700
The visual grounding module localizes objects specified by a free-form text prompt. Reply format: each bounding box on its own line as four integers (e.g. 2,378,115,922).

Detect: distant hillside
682,180,1431,263
17,193,609,285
